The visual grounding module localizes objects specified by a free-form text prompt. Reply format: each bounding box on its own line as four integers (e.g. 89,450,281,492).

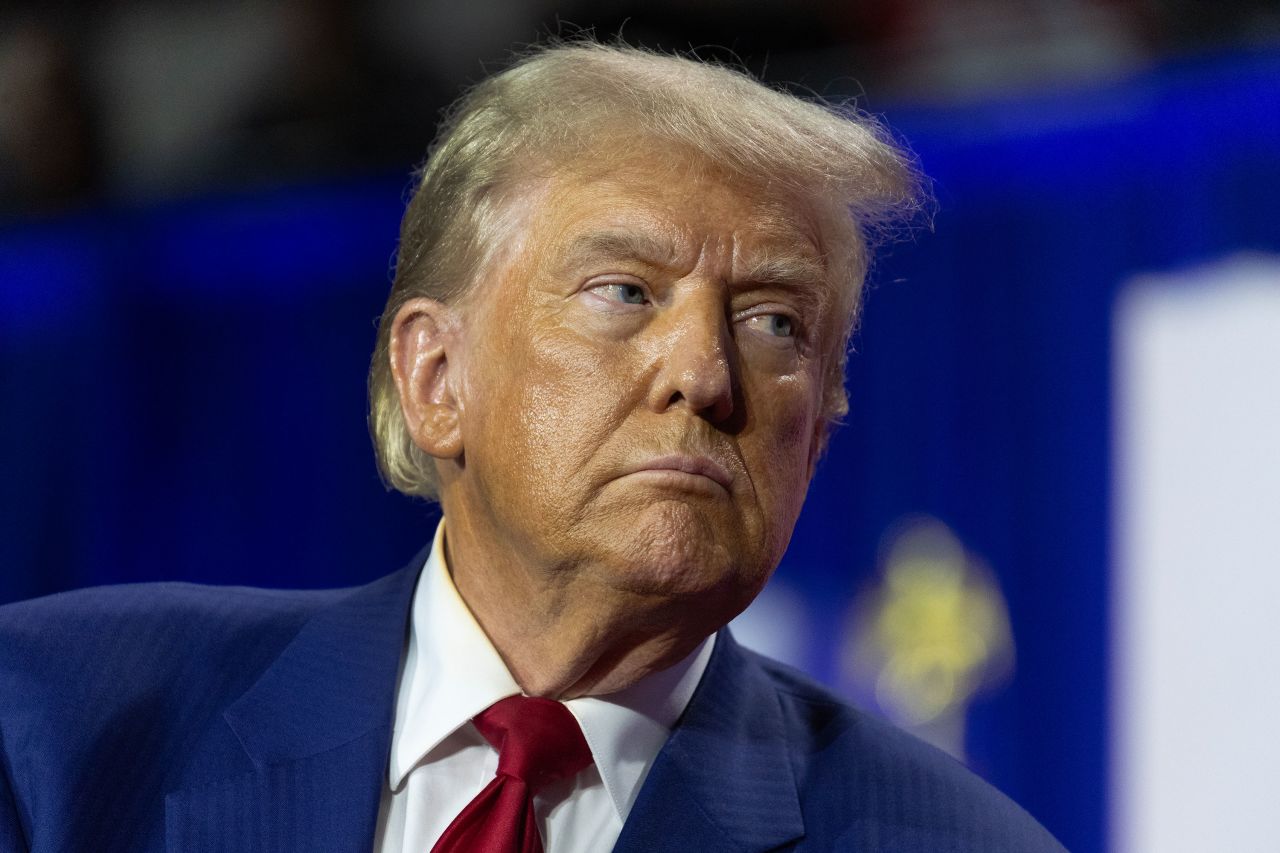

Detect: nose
647,292,737,424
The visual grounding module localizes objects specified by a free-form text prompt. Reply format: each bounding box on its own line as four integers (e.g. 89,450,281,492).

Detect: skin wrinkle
392,148,832,698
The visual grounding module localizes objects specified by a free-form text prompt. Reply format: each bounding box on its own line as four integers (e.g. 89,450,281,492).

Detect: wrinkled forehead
576,149,819,227
513,149,833,282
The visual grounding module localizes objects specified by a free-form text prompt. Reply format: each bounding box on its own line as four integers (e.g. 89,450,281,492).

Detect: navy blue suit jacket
0,549,1066,852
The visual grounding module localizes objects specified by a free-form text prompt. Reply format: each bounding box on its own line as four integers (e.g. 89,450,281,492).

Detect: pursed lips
620,454,734,492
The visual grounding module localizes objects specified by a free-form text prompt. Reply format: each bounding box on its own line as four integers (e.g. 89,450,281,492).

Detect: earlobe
389,298,465,460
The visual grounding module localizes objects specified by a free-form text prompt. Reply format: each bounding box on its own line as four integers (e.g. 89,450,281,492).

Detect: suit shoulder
745,650,1067,852
0,581,343,716
0,579,341,624
0,580,341,650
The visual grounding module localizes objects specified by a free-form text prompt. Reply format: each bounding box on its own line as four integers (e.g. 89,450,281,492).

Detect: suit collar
614,628,805,853
166,548,425,853
222,554,423,765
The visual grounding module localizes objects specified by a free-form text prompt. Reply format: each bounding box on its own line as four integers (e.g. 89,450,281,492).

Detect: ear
389,297,465,460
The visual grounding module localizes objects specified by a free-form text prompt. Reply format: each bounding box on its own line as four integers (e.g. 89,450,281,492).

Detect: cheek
472,320,637,489
750,375,822,512
756,363,819,438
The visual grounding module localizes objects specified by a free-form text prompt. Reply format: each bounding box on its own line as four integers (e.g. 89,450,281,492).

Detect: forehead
520,151,828,273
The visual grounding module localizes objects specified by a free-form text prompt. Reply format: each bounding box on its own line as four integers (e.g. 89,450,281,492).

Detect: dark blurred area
2,0,1278,216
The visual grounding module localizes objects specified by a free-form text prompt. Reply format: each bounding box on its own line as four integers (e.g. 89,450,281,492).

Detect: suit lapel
165,552,424,853
613,630,805,853
161,558,804,852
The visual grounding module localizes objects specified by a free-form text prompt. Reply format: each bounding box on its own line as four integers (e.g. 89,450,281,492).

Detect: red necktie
431,695,594,853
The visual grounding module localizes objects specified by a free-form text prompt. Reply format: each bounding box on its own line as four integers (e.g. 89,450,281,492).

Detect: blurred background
3,2,1279,851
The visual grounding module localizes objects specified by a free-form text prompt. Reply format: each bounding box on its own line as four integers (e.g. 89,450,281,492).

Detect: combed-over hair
369,40,926,500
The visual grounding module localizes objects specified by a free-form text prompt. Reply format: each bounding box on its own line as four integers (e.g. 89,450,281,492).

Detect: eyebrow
558,229,678,271
562,228,823,275
734,250,827,291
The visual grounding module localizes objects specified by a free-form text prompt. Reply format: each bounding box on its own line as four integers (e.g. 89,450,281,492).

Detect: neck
439,509,710,700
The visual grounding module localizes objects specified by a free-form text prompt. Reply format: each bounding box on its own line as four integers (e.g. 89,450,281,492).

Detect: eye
745,312,796,338
765,314,794,338
590,282,650,306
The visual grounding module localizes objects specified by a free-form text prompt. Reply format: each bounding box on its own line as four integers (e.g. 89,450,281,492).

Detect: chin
601,499,765,602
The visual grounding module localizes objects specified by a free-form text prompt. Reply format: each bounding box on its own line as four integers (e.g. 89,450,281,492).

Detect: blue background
3,47,1278,853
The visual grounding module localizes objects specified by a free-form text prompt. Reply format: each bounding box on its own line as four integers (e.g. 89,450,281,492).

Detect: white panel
1112,255,1280,853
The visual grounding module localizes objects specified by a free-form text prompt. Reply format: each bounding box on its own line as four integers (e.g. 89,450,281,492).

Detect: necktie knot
432,696,593,853
472,695,593,793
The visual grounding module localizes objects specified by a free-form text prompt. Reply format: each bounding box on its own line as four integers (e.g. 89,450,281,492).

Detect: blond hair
369,41,926,500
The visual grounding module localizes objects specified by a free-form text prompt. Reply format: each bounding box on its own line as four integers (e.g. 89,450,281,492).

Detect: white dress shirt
373,522,715,853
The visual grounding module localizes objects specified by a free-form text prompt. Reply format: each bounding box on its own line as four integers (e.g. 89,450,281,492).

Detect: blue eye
765,314,794,337
596,283,649,305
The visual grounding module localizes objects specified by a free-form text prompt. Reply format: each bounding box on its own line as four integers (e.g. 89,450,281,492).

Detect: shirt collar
388,520,715,822
564,633,714,819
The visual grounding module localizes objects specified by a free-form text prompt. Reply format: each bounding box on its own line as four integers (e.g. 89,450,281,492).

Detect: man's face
449,151,836,623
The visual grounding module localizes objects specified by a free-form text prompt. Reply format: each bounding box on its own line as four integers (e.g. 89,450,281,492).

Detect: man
0,43,1066,852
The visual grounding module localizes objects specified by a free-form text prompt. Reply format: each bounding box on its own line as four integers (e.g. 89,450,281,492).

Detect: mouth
620,454,734,493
